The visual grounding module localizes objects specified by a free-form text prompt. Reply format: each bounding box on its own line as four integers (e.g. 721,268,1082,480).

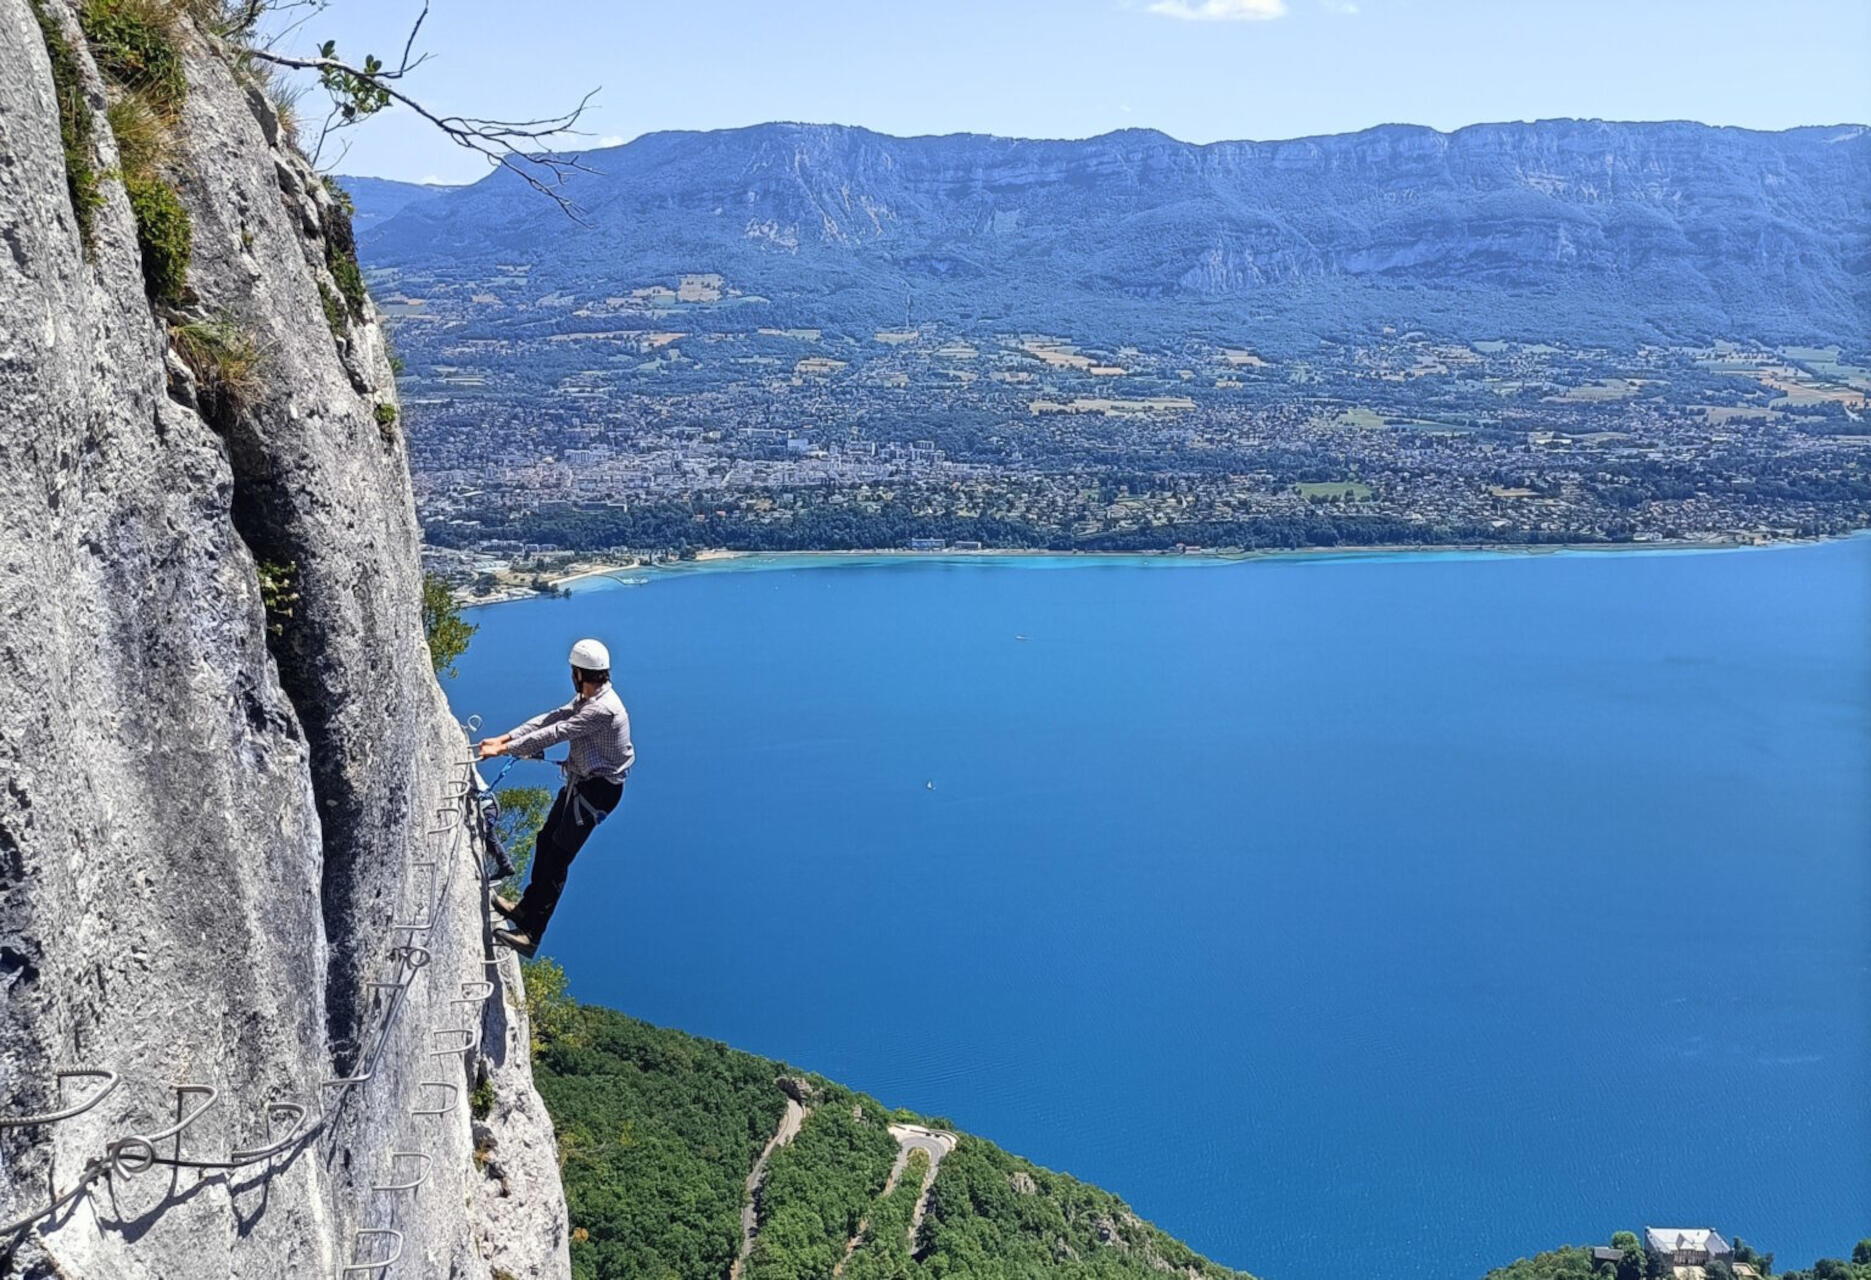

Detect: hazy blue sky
286,0,1871,182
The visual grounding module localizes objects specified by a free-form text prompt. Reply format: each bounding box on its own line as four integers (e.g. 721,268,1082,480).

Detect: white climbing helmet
568,638,610,671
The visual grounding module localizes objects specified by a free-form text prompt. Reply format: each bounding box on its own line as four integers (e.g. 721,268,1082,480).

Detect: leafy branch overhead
315,39,388,124
237,2,600,218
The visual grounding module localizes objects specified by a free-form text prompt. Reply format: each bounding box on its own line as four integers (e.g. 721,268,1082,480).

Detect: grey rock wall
0,2,568,1274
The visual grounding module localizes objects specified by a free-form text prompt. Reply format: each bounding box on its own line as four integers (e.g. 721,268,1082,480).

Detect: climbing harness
472,750,572,876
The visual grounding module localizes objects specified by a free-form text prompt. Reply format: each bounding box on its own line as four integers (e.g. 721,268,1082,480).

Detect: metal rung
323,1069,371,1088
229,1102,309,1162
110,1085,218,1176
411,1081,456,1117
0,1068,119,1129
340,1227,404,1275
389,920,434,938
372,1151,432,1193
430,1027,478,1056
457,980,495,1002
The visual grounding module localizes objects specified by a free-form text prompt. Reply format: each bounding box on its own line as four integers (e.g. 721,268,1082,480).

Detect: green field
1328,407,1388,430
1294,481,1374,500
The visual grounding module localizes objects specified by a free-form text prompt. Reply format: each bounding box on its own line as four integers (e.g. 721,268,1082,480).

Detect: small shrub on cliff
420,571,476,677
79,0,187,119
317,279,347,339
328,249,367,319
172,315,263,411
256,559,298,637
373,401,398,441
124,173,191,303
420,576,475,681
319,177,369,319
29,0,103,254
320,172,355,215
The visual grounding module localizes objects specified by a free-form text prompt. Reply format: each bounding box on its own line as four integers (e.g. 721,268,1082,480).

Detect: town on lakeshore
370,274,1868,597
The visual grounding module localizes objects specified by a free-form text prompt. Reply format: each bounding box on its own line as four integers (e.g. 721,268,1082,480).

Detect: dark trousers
515,775,623,941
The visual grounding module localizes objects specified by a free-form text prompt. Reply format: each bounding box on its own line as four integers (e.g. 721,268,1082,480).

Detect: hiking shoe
492,927,537,958
490,892,522,924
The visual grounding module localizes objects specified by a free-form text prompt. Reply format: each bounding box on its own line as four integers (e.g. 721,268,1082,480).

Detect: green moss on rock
29,0,103,254
125,173,191,303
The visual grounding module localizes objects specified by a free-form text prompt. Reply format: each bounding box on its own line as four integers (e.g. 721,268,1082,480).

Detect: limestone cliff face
0,2,568,1275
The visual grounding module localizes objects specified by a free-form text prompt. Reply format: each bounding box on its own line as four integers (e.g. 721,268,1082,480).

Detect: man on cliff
477,637,634,956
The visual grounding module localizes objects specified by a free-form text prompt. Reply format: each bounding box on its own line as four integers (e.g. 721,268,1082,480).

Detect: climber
476,637,634,957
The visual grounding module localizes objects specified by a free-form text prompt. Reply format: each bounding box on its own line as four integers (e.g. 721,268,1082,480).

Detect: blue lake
449,539,1871,1280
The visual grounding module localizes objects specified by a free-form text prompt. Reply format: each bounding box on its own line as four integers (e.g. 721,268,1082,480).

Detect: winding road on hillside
730,1096,807,1280
889,1124,958,1243
834,1123,960,1273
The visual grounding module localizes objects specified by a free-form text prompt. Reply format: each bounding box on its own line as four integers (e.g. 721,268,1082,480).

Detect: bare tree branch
394,2,428,76
244,45,601,219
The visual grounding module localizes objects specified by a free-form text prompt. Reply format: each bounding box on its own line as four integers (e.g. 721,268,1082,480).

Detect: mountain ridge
354,118,1871,351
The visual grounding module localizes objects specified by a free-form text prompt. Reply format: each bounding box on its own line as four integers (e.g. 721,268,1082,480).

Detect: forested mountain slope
525,987,1256,1280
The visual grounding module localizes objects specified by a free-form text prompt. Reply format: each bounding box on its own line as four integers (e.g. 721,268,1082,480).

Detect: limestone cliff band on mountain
357,120,1871,350
479,637,635,958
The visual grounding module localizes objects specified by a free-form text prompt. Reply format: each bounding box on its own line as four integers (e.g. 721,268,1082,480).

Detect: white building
1645,1228,1733,1267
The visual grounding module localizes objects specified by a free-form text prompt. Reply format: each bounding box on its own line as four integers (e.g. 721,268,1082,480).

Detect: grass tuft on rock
105,91,165,178
261,64,305,151
172,314,262,411
29,0,104,255
124,173,191,303
79,0,187,119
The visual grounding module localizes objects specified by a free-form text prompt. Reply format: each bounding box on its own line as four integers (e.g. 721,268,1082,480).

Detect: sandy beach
450,532,1854,609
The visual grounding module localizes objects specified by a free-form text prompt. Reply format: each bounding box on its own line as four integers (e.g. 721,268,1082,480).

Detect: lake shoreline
454,531,1863,609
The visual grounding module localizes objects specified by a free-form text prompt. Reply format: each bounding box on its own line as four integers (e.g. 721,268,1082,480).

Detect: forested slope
525,986,1256,1280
